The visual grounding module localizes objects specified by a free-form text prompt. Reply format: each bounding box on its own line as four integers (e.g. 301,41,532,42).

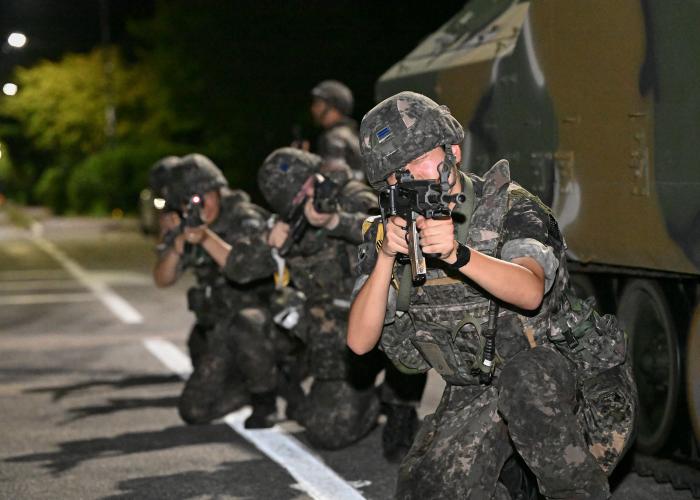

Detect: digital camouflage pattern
257,148,322,217
358,91,464,190
158,190,279,424
355,160,637,498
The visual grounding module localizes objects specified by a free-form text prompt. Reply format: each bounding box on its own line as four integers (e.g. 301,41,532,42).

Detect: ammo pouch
187,285,240,326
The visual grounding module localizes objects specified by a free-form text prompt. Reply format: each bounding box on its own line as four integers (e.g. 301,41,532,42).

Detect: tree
0,47,177,211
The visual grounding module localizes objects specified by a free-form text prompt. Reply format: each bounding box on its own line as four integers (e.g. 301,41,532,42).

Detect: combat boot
244,391,277,429
382,403,418,462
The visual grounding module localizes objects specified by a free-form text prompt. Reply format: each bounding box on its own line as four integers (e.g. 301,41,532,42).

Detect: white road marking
0,292,95,305
143,338,193,378
143,337,365,500
30,235,143,324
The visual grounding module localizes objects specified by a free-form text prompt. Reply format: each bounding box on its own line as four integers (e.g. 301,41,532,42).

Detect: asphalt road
0,208,694,499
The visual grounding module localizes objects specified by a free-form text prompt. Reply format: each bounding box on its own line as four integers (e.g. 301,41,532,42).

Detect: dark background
0,0,466,210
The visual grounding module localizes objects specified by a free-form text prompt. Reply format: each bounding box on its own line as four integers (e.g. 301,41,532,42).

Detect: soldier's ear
451,144,462,164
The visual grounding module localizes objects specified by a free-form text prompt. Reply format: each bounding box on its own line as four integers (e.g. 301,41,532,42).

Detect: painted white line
31,236,143,324
143,338,193,379
0,292,95,306
143,337,365,500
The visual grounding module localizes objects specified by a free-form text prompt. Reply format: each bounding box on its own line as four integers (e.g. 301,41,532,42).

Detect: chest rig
393,160,528,386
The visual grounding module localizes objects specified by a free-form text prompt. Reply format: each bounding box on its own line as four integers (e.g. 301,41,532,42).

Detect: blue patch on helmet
376,126,392,142
279,162,290,172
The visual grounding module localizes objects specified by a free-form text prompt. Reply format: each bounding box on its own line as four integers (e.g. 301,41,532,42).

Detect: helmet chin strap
440,144,458,192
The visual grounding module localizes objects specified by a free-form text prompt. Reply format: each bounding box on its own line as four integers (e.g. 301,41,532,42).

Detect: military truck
375,0,699,494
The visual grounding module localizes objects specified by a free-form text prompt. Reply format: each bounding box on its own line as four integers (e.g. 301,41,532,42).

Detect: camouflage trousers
397,346,613,500
299,302,427,450
178,306,279,425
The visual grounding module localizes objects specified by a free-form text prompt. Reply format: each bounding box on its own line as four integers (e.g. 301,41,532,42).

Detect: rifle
182,194,204,228
156,194,204,255
379,163,465,286
278,174,342,256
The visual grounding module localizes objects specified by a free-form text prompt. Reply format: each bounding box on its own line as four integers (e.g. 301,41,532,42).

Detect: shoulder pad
507,184,553,216
362,215,384,253
482,159,511,196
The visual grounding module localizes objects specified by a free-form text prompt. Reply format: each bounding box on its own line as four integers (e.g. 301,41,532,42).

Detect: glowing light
192,195,201,204
3,83,18,96
7,32,27,48
153,198,166,210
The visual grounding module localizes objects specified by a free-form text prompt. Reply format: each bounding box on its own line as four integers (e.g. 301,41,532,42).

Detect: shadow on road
62,396,180,423
5,424,234,475
25,374,181,401
102,459,301,500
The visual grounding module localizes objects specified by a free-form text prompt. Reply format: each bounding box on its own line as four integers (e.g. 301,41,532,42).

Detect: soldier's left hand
183,226,208,245
304,198,339,229
416,216,456,260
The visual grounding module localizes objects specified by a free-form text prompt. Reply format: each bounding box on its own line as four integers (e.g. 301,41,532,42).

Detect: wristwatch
447,241,471,270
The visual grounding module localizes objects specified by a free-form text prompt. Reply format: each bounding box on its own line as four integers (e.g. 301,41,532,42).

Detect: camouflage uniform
357,162,637,499
311,80,364,179
154,155,278,425
356,92,638,499
317,116,362,174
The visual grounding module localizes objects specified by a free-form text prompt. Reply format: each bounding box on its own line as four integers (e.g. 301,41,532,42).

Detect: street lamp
2,83,18,96
7,32,27,48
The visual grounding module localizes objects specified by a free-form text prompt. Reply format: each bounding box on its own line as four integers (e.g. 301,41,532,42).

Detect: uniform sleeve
501,192,563,294
327,183,378,245
351,216,398,325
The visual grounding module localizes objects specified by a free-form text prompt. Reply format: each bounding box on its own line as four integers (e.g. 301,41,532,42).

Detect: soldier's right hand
381,216,409,257
267,221,291,249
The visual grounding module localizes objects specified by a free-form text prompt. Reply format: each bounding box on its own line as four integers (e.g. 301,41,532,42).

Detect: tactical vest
383,161,550,386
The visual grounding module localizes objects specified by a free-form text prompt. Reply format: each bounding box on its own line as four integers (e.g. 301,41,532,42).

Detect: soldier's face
310,98,327,125
201,190,220,224
386,145,462,186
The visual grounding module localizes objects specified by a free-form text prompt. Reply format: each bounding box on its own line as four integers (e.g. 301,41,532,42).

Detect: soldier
230,147,426,455
151,153,281,429
347,92,638,499
310,79,364,181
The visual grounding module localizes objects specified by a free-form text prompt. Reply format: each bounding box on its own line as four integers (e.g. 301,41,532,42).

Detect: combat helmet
258,147,322,217
311,80,354,116
169,153,228,205
359,91,464,190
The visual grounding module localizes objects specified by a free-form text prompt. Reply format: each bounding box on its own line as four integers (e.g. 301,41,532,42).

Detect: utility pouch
187,286,216,326
411,328,476,385
549,293,626,379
